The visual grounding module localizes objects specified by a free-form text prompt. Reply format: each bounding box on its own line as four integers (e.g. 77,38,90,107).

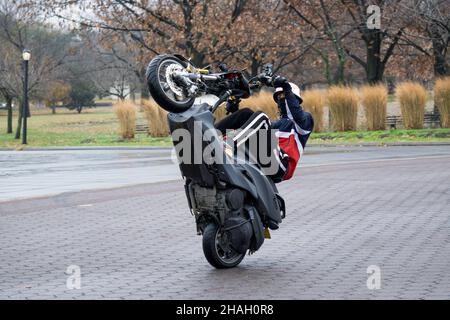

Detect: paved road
0,148,180,202
1,145,450,202
0,146,449,299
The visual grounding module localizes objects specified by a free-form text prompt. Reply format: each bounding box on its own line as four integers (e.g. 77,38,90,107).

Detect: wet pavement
0,145,449,299
1,145,450,202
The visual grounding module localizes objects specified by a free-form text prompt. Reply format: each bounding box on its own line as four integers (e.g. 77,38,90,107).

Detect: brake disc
165,63,185,97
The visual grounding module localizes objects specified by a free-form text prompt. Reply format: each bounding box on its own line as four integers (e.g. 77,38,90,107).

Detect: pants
215,108,289,182
215,108,267,134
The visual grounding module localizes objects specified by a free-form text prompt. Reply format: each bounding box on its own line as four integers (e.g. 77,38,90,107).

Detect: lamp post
22,49,31,145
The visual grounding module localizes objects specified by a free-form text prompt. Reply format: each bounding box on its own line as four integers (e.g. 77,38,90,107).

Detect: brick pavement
0,155,449,299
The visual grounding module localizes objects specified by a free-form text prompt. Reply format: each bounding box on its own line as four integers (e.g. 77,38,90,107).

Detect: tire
146,54,196,113
202,223,246,269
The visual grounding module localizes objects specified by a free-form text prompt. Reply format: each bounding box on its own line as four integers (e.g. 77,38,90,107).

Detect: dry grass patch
327,86,359,131
302,89,325,132
114,101,137,139
361,84,388,131
434,77,450,128
212,91,278,122
396,82,426,129
213,102,228,121
241,91,278,119
141,99,169,137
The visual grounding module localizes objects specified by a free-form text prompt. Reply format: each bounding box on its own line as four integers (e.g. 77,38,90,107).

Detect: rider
215,76,314,182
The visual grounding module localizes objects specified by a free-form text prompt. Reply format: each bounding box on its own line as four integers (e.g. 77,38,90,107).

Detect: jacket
271,84,314,180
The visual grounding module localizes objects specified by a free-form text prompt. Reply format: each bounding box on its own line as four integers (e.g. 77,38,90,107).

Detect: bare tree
37,0,312,79
0,0,75,137
331,0,423,83
283,0,355,84
0,48,15,133
415,0,449,76
33,0,443,87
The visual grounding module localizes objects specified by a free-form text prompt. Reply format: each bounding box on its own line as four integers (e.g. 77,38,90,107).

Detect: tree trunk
52,105,56,114
6,96,13,134
434,51,449,76
312,48,332,85
140,83,149,100
190,49,205,67
365,30,384,83
15,100,23,139
323,57,332,85
333,56,346,84
251,55,260,78
429,25,449,77
139,67,150,101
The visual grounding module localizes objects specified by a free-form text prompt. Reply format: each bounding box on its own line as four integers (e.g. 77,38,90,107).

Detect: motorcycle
146,54,286,268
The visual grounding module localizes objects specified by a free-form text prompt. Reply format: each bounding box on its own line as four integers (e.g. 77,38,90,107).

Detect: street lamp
22,49,31,145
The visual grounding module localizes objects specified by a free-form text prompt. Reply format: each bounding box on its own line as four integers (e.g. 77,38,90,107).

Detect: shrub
396,82,426,129
44,81,71,114
241,91,278,119
361,84,388,131
141,99,169,137
327,86,359,131
434,77,450,128
114,101,136,139
67,78,98,113
302,89,325,132
213,102,228,121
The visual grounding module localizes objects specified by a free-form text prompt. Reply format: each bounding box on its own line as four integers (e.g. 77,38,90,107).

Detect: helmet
273,82,303,104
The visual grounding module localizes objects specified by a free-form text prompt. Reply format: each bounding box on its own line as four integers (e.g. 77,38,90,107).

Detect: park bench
136,123,149,134
386,111,441,129
136,112,442,134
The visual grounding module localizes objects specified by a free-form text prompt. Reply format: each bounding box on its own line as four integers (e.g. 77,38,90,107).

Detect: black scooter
146,54,286,268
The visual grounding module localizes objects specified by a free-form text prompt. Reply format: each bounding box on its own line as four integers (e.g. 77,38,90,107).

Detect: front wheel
202,223,246,269
146,54,196,113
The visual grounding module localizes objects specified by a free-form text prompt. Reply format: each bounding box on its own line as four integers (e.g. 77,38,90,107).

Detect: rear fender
246,206,265,252
173,54,191,67
240,164,283,223
196,212,220,234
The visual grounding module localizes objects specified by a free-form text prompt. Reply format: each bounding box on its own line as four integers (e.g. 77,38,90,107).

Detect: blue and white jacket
271,84,314,180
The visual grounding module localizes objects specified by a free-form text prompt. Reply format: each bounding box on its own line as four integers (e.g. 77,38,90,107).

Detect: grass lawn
310,128,450,144
1,107,449,149
0,107,172,148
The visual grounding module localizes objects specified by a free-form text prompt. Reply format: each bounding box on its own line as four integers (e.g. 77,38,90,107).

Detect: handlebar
174,63,278,114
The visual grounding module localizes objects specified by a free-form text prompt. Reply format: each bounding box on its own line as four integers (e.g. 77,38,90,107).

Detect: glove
272,76,288,88
218,63,228,72
226,98,240,114
257,74,272,86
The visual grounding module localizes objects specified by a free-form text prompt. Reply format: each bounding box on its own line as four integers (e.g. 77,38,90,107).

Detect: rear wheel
146,54,196,113
202,223,245,269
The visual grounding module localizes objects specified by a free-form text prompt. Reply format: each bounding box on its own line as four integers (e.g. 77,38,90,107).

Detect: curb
1,141,450,152
308,141,450,147
0,146,173,151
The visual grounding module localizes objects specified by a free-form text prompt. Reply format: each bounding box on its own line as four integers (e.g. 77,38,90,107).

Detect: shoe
268,220,279,230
